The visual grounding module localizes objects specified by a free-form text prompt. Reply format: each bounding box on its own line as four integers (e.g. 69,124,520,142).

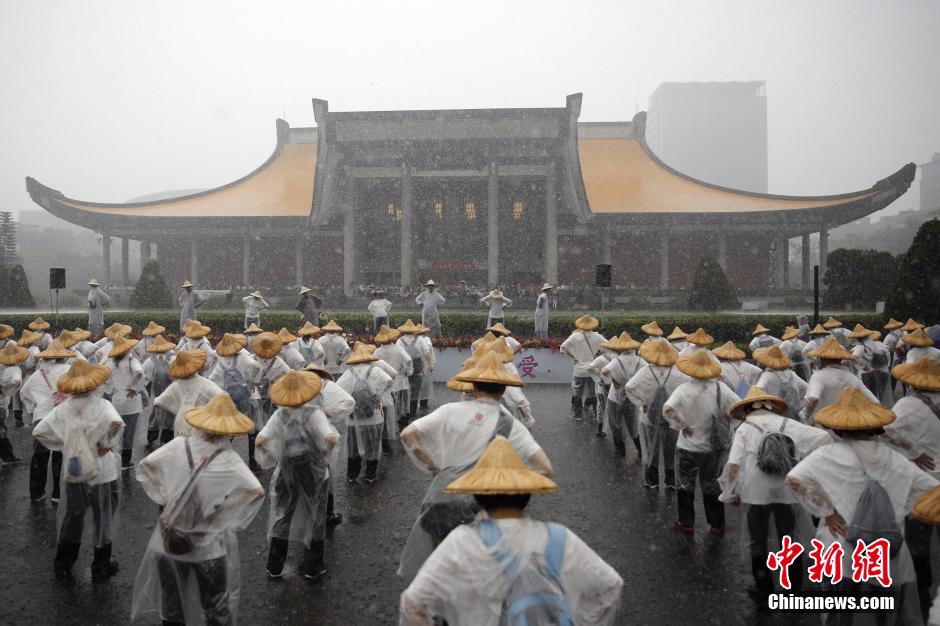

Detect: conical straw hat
446,376,475,393
809,337,855,361
0,324,13,340
397,319,421,334
374,325,401,345
181,280,193,288
147,335,176,353
730,386,789,420
303,362,333,381
185,324,211,339
277,327,298,344
104,323,132,340
477,331,498,346
808,324,830,336
87,278,99,286
298,286,312,296
814,387,895,430
346,341,378,365
249,290,263,298
297,321,320,337
181,319,199,333
483,337,515,364
686,328,715,346
603,332,641,352
822,317,843,330
28,317,50,331
0,342,30,366
57,330,80,348
848,324,873,339
574,315,599,331
142,321,166,337
892,357,940,392
913,485,940,524
444,436,558,495
641,321,663,337
540,283,553,291
639,339,678,366
245,322,264,335
489,289,503,299
902,329,934,348
752,324,772,336
215,333,248,357
485,322,512,336
455,352,524,388
71,327,92,342
252,332,283,360
667,327,688,341
415,324,431,335
17,330,41,348
753,345,791,370
36,340,75,360
712,341,746,361
269,371,322,408
168,349,207,379
677,349,722,379
321,319,343,333
781,326,800,341
868,330,882,341
56,360,111,395
185,392,254,436
108,335,139,359
902,318,924,332
425,279,437,287
884,318,903,331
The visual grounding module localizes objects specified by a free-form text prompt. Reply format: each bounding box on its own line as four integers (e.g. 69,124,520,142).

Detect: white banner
430,348,573,384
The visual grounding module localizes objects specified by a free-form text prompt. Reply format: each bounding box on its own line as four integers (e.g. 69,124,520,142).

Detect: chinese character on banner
766,535,805,590
851,539,892,587
807,539,844,584
518,355,538,378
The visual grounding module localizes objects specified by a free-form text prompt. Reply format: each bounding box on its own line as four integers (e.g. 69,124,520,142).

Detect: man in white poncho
399,436,621,626
712,341,761,399
85,279,110,337
802,324,832,371
176,322,217,373
559,315,606,421
368,288,393,334
415,279,445,337
374,325,413,448
152,350,224,438
753,345,808,421
0,341,28,463
803,337,878,422
296,321,325,366
102,335,146,470
142,335,177,448
241,290,270,329
598,332,644,457
849,324,894,406
748,324,781,352
480,288,512,329
177,281,205,332
778,325,811,381
534,283,552,340
397,320,434,423
132,393,264,626
903,329,940,365
318,320,350,378
209,333,263,471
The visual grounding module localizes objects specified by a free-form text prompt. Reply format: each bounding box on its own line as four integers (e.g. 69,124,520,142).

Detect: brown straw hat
298,286,312,296
252,332,283,360
541,282,554,291
485,322,512,336
822,317,843,330
321,319,343,333
446,376,475,393
808,324,830,336
603,332,641,352
809,337,855,361
814,387,895,430
185,324,212,339
574,315,599,332
730,386,789,420
847,324,874,340
667,327,688,341
245,322,264,335
269,371,323,408
753,345,791,370
397,319,421,334
485,337,515,364
892,357,940,392
373,325,401,345
36,340,76,360
17,330,41,348
884,318,903,331
56,360,111,395
185,392,254,436
639,339,678,366
277,328,299,345
104,323,132,339
455,352,524,388
108,335,139,359
181,280,194,288
488,288,504,299
0,342,30,366
57,330,80,348
712,341,746,361
147,335,177,353
71,327,92,342
902,318,925,332
0,324,13,340
686,328,715,347
28,317,50,331
868,330,882,341
303,362,333,380
346,341,378,365
169,349,208,379
444,436,558,495
913,485,940,525
641,321,664,337
781,326,800,341
249,290,263,298
677,349,722,379
752,324,772,336
902,329,934,348
297,321,320,337
142,321,166,337
215,333,248,357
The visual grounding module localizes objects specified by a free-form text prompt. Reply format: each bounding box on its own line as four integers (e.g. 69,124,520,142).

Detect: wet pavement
0,384,918,625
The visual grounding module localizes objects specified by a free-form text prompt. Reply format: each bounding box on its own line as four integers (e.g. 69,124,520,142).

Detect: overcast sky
2,0,938,219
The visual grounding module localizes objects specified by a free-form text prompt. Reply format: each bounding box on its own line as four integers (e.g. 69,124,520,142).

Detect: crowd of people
0,274,938,624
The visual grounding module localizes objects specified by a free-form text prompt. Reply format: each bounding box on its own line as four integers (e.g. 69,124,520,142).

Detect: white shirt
335,362,394,425
663,378,741,453
907,346,940,364
153,375,224,437
317,379,356,426
0,364,23,401
885,392,940,479
718,360,762,395
748,334,781,352
279,343,306,370
20,360,72,422
804,365,877,419
242,296,270,317
560,331,606,378
375,343,413,393
297,337,325,366
104,355,145,415
624,363,688,408
480,295,512,317
319,334,351,374
208,351,263,390
368,299,393,319
601,352,644,403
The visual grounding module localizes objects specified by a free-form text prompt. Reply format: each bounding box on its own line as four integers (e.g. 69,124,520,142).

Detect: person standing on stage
368,289,393,335
415,280,445,337
177,281,205,331
86,279,111,338
242,290,270,329
296,286,323,325
480,288,512,329
534,282,553,340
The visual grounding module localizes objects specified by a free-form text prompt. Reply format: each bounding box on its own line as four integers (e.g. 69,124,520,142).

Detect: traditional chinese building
26,94,914,294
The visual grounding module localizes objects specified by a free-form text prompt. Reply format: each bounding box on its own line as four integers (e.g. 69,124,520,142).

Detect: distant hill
830,206,940,255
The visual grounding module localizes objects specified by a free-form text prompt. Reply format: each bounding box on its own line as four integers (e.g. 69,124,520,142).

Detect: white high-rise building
646,81,768,193
920,153,940,213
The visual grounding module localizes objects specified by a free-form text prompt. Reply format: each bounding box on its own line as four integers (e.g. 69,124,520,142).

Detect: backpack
257,359,276,400
476,519,573,626
755,335,776,349
912,393,940,420
708,382,732,452
222,354,251,414
867,346,889,370
159,439,224,555
150,355,172,395
729,364,751,398
64,424,99,484
846,445,904,557
743,419,798,475
402,337,425,376
646,367,671,427
350,365,379,421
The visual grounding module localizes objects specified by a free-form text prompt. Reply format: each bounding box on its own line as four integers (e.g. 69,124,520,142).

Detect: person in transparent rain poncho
27,316,54,351
666,327,689,353
598,333,645,459
753,345,808,422
246,332,291,474
624,339,688,490
474,323,522,356
241,290,270,329
823,316,851,348
92,322,131,364
399,436,621,626
396,320,434,424
12,329,42,428
559,315,606,421
317,320,350,378
480,288,512,330
0,341,28,464
85,278,110,338
748,324,782,352
584,339,614,438
132,393,264,626
176,322,218,374
276,328,306,371
474,337,536,430
142,336,178,449
368,288,393,334
256,371,338,580
209,334,263,472
802,338,878,422
849,325,894,406
786,389,938,626
415,279,445,337
178,281,205,332
778,325,811,382
32,360,124,580
911,486,940,625
374,326,413,450
903,329,940,365
533,283,552,340
397,352,553,581
801,324,832,371
712,341,761,399
717,387,830,605
335,342,394,483
102,335,146,470
152,350,224,439
296,321,324,367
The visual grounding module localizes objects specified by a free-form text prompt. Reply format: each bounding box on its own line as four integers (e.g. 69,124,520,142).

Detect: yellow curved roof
61,142,316,218
578,137,875,214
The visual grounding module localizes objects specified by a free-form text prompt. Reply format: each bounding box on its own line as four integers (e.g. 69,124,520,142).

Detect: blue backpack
476,519,573,626
223,354,251,413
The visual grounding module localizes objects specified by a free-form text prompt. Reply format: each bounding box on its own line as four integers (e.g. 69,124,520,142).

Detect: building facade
921,153,940,213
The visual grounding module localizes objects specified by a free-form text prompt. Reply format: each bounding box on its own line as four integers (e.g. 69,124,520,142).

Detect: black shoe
54,564,72,580
266,538,288,578
120,449,133,470
91,561,119,581
326,513,344,527
382,439,392,455
595,430,606,438
301,542,326,580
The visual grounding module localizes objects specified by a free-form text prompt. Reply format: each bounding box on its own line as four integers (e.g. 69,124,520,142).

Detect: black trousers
30,439,62,500
373,317,388,335
270,455,329,547
675,449,724,529
747,503,801,595
571,377,596,417
906,515,936,619
157,555,231,626
486,316,504,329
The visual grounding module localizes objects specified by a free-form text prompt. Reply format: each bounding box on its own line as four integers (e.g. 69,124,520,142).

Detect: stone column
659,233,669,290
295,238,304,287
774,235,787,291
242,235,251,287
189,238,199,285
121,237,130,286
801,233,811,291
717,231,727,270
400,165,413,286
601,228,612,264
487,161,499,287
544,165,558,284
819,227,829,282
101,232,111,285
343,183,357,296
141,239,152,265
782,236,790,289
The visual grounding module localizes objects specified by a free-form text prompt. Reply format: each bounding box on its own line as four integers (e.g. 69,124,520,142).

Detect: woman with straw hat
713,341,761,399
849,324,894,406
599,332,644,458
753,346,808,421
142,336,177,449
153,350,225,438
534,282,553,339
396,320,435,422
85,278,111,337
416,279,445,337
803,338,878,422
247,332,292,472
132,393,264,626
399,436,621,626
778,326,811,382
748,323,781,352
786,389,937,624
367,288,393,335
318,319,350,378
374,325,413,445
560,316,607,421
475,337,536,430
32,359,124,580
256,371,337,580
480,288,512,330
13,329,43,427
28,317,53,350
903,329,940,365
0,342,29,463
241,290,270,330
801,324,831,371
295,286,323,325
177,280,205,332
176,322,218,373
666,327,689,352
296,321,324,366
398,352,553,580
102,334,145,470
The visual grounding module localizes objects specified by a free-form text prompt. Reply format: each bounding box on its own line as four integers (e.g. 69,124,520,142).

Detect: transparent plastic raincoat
153,374,224,438
755,368,808,422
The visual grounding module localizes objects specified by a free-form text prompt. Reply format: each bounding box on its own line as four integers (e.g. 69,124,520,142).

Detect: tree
886,219,940,321
130,259,174,309
7,264,34,308
0,212,17,267
687,256,740,312
0,265,9,307
823,248,898,309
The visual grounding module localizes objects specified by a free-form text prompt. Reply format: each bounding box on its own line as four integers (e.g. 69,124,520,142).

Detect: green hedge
0,310,889,342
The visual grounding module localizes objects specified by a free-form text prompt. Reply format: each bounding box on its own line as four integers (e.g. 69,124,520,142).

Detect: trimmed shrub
130,260,174,309
886,219,940,322
824,249,898,310
7,264,34,308
687,257,740,312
